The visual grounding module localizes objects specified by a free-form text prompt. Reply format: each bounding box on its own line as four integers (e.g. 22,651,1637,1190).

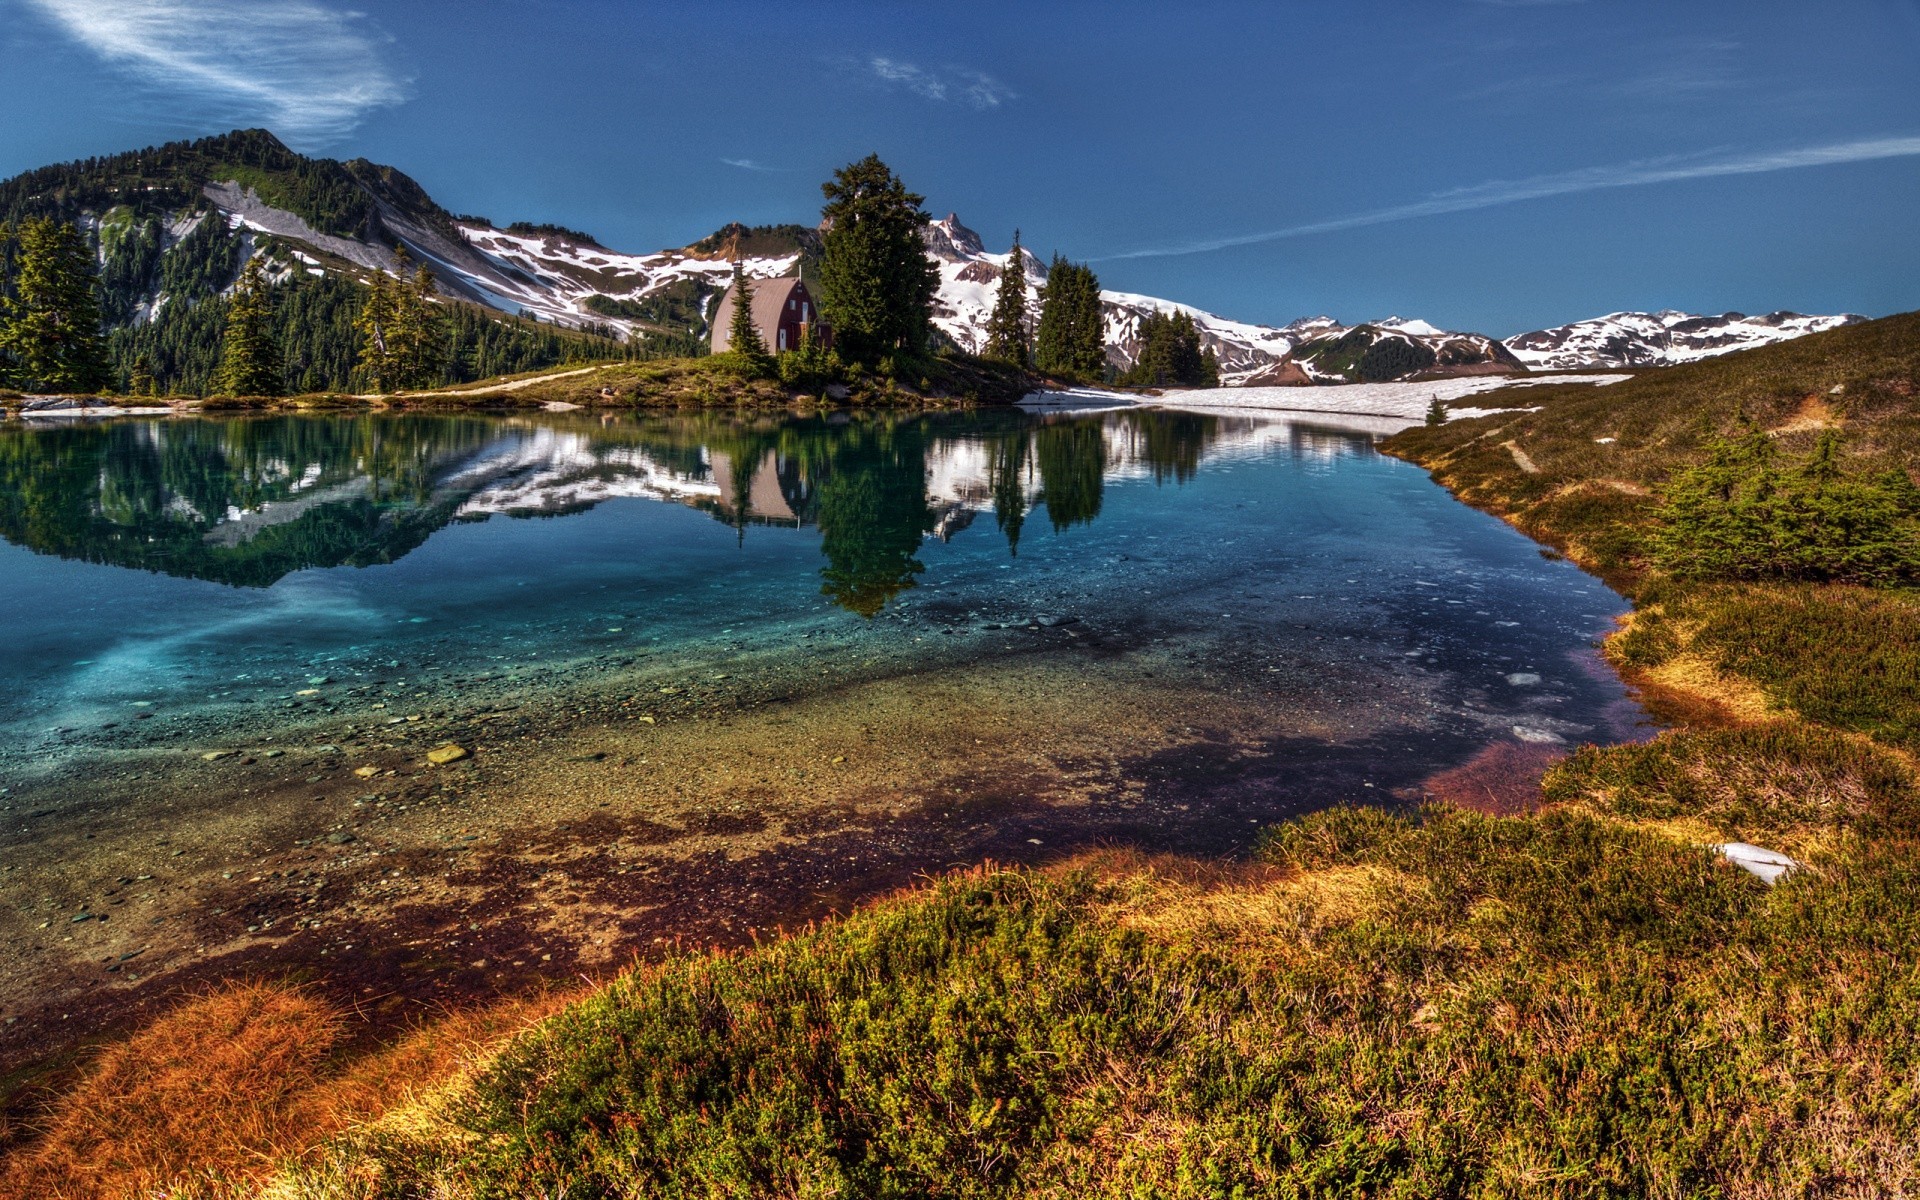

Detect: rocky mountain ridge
0,130,1871,387
1501,309,1868,370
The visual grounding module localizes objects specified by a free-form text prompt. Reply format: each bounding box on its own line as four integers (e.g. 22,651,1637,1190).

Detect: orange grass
0,980,570,1200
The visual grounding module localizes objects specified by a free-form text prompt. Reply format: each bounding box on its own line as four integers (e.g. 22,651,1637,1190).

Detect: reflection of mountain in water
0,408,1379,611
0,416,505,587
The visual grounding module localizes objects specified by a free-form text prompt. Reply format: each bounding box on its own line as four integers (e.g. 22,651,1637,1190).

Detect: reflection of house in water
706,450,814,529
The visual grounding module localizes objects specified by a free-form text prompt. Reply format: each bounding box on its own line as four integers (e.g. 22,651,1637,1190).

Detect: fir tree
1425,396,1448,426
725,262,769,369
1035,257,1107,380
0,217,109,393
355,249,448,391
1120,309,1212,388
392,258,449,389
983,230,1030,367
354,268,398,392
216,256,283,396
817,155,939,366
128,354,155,397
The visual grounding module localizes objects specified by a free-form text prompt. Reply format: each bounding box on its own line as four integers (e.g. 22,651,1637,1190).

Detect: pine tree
401,259,449,385
725,262,769,369
391,258,449,389
1120,309,1211,388
0,217,109,393
983,230,1030,367
1425,396,1448,426
128,354,155,397
817,155,939,367
1036,257,1108,381
354,268,398,392
216,256,284,396
355,249,448,392
1069,262,1107,378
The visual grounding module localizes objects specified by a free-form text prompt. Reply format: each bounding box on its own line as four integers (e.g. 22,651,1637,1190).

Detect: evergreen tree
389,251,449,389
354,249,448,391
354,268,398,392
1120,309,1213,388
0,217,109,392
983,230,1030,367
215,256,283,396
725,262,770,368
817,155,939,366
1425,396,1448,426
1034,257,1107,380
128,353,155,397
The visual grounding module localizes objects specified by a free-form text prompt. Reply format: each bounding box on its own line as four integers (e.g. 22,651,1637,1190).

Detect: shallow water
0,406,1648,1057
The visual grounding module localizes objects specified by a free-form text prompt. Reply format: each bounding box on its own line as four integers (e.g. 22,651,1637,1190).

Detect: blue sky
3,0,1918,335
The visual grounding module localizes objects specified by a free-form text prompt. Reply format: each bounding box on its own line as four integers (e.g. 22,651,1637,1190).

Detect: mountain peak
925,213,986,262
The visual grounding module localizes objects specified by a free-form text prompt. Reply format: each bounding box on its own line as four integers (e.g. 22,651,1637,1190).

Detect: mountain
921,215,1533,385
1502,310,1868,370
0,130,1874,393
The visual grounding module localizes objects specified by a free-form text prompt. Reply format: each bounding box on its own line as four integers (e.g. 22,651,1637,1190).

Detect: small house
710,276,830,355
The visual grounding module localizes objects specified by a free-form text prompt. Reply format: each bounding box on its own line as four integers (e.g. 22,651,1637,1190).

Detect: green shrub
1653,430,1920,585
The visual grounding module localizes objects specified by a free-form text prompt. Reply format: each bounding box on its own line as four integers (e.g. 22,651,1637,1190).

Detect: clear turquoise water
0,407,1644,788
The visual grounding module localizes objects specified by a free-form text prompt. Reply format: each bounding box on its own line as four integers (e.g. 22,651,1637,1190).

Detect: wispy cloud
1096,136,1920,261
867,56,1014,109
21,0,409,148
720,157,777,172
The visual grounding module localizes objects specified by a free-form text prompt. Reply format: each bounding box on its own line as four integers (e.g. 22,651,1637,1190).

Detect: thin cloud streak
868,56,1014,109
1097,136,1920,261
22,0,409,148
720,157,777,172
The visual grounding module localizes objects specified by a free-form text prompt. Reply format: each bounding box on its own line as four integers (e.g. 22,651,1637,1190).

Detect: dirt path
394,366,608,400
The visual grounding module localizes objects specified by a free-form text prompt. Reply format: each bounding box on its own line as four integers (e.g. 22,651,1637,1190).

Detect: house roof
711,276,813,353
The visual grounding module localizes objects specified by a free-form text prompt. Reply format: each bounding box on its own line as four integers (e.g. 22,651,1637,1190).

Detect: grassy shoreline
3,352,1043,417
6,316,1920,1197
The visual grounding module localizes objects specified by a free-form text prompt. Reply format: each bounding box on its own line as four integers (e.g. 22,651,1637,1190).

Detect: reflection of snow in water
450,428,722,517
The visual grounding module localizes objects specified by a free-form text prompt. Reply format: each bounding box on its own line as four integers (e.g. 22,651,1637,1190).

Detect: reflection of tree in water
812,419,936,617
987,430,1029,556
0,416,499,586
1114,409,1218,485
1034,419,1107,532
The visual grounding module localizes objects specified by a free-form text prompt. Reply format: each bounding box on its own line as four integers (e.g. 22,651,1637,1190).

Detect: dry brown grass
1639,652,1775,723
0,981,572,1200
0,981,343,1199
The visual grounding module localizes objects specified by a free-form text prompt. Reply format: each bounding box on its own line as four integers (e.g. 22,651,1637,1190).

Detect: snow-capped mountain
1503,310,1867,370
921,214,1491,385
4,129,1872,391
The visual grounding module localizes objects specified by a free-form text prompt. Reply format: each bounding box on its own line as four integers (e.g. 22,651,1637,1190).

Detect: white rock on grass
1711,842,1802,885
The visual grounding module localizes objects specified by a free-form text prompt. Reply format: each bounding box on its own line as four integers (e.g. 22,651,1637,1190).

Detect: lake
0,404,1647,1058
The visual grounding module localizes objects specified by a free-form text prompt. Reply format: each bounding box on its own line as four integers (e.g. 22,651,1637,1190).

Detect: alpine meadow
1,3,1918,1197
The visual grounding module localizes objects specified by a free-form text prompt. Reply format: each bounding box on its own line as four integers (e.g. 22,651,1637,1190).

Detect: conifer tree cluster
354,248,449,392
0,217,108,392
1656,428,1920,585
817,155,939,367
215,256,284,396
1034,257,1106,380
982,231,1030,367
1119,309,1219,388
